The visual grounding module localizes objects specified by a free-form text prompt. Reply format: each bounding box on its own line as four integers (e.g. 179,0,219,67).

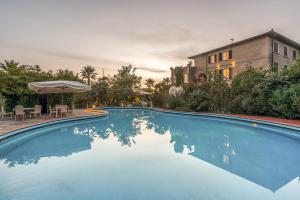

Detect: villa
171,30,300,84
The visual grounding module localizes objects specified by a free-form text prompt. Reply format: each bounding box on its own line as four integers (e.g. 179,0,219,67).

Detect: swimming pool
0,108,300,200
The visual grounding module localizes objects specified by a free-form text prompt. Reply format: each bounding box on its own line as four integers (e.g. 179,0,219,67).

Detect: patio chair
49,105,58,117
1,106,13,120
68,104,75,115
15,105,26,120
60,105,68,117
29,105,42,118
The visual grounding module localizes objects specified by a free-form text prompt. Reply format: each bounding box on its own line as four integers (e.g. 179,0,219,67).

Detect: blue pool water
0,108,300,200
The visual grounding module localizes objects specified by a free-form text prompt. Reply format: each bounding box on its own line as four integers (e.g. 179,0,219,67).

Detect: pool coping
0,111,108,142
1,106,299,142
101,107,300,138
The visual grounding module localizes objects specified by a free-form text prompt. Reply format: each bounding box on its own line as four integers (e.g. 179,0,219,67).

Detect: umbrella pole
61,93,64,105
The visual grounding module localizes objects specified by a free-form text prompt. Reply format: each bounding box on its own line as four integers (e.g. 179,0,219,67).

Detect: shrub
167,96,185,110
207,74,231,113
269,84,300,119
230,67,265,113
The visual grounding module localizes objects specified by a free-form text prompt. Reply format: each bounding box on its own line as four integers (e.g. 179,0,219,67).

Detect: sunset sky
0,0,299,80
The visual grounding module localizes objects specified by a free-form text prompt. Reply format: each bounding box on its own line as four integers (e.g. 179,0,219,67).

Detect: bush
186,87,210,112
167,96,185,110
0,93,5,107
207,74,231,113
270,84,300,118
230,67,265,113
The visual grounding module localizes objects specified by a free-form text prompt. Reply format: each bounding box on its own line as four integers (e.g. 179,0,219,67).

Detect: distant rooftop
188,30,300,59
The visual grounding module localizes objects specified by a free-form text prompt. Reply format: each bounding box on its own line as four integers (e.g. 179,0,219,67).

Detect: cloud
136,67,168,73
0,40,125,67
122,26,209,47
133,27,194,44
150,44,199,62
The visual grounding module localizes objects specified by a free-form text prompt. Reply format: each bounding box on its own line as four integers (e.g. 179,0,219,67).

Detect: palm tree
80,66,98,85
0,60,19,71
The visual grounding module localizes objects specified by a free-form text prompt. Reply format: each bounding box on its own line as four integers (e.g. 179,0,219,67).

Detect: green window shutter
229,50,232,59
219,53,222,61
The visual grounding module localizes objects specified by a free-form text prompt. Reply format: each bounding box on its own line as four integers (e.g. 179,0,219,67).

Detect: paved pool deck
0,109,107,135
0,108,299,136
221,113,300,127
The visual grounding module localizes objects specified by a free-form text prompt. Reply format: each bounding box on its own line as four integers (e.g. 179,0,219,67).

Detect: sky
0,0,299,81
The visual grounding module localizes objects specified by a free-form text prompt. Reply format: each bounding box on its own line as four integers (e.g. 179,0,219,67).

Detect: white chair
49,105,58,117
1,106,13,120
68,104,75,115
29,105,42,118
60,105,68,117
15,105,25,120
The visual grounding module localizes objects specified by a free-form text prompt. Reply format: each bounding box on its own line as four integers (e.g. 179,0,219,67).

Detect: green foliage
56,69,81,81
0,59,84,110
86,76,110,106
230,67,265,113
167,96,185,110
186,85,210,111
206,73,231,113
0,93,5,107
1,58,300,119
231,67,265,95
80,66,98,85
109,65,142,105
152,77,171,107
270,84,300,118
155,59,300,119
145,78,155,93
171,67,184,86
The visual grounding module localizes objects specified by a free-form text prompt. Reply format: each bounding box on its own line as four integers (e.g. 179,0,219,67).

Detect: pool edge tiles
100,107,300,140
1,107,300,144
0,113,108,142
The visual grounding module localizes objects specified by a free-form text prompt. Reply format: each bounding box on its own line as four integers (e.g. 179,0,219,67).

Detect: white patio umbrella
135,89,152,96
28,80,91,104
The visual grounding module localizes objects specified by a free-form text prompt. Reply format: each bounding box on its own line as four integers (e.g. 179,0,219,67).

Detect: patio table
13,107,35,117
54,105,69,118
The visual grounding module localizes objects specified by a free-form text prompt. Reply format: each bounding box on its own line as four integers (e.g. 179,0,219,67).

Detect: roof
188,30,300,59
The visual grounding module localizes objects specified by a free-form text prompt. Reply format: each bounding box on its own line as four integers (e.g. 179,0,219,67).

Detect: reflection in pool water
0,109,300,200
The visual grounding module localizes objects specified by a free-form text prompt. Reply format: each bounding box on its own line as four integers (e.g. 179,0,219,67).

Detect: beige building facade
171,30,300,84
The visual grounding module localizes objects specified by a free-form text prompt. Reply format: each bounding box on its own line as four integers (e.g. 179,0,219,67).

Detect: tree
56,69,81,81
145,78,155,92
207,73,231,113
230,67,266,113
152,77,171,107
91,76,110,105
109,65,142,105
0,60,19,72
154,77,171,93
80,66,98,85
171,66,184,86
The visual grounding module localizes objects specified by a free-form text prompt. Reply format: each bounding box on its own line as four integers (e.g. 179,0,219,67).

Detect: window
209,55,216,64
284,46,288,57
273,42,278,53
184,74,189,83
272,62,279,73
222,51,229,61
284,65,288,70
293,50,297,60
222,68,232,80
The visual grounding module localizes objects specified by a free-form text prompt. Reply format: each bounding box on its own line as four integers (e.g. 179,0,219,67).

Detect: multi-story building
171,30,300,84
